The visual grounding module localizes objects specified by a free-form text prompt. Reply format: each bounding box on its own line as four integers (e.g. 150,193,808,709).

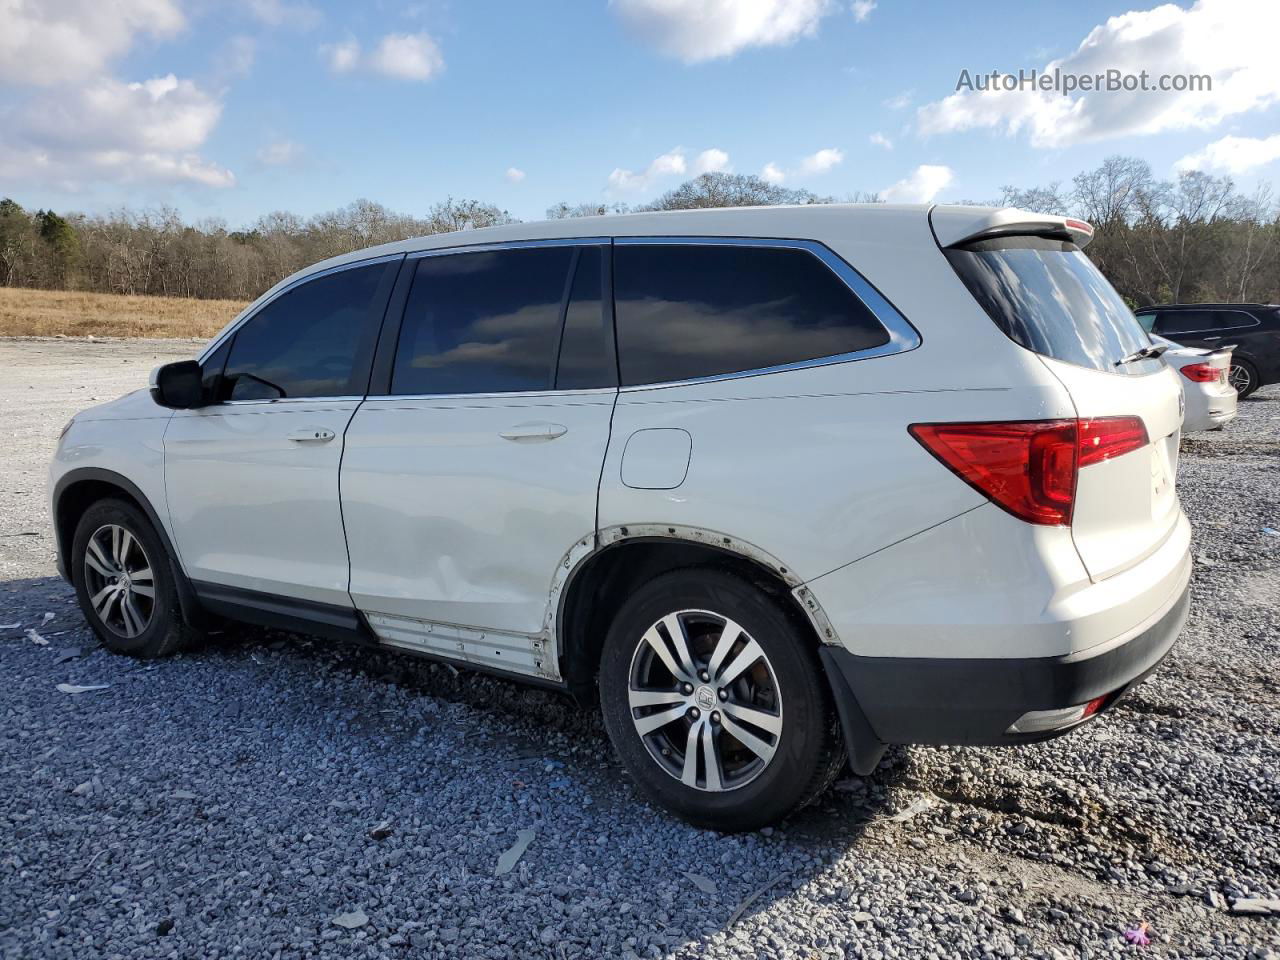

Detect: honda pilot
50,205,1192,830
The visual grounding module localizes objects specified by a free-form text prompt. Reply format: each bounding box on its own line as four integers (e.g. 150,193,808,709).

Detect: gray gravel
2,337,1279,959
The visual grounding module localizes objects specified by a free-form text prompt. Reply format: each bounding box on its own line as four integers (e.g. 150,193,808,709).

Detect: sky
1,0,1278,227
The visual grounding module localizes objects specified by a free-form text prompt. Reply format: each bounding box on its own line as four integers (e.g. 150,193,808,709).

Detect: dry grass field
0,287,248,339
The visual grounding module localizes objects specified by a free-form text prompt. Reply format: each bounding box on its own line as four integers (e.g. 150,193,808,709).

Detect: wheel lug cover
711,712,720,724
689,707,700,719
718,688,728,700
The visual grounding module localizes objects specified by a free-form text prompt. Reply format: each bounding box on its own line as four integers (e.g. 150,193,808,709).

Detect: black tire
1230,358,1259,399
71,498,197,658
598,568,843,831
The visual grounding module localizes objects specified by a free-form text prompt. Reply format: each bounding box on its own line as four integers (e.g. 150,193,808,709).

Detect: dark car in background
1135,303,1280,398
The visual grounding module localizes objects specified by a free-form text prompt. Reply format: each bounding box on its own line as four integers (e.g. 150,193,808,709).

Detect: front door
342,243,616,676
165,258,399,607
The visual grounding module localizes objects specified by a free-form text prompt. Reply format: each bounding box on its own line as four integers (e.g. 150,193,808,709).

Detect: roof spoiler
930,205,1095,250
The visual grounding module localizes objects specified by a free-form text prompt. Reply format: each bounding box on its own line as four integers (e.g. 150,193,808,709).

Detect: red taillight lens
1076,416,1149,467
909,417,1149,527
1178,362,1218,383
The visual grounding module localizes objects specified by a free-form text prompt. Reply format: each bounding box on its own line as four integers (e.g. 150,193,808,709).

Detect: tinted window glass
556,247,616,390
613,244,889,387
1135,312,1155,333
944,237,1159,376
221,262,392,401
1154,311,1218,336
392,247,574,395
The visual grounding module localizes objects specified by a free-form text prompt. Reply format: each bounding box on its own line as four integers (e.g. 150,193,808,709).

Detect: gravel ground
2,337,1278,960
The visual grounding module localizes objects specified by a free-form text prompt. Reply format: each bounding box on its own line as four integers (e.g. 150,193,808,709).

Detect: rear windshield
944,237,1161,376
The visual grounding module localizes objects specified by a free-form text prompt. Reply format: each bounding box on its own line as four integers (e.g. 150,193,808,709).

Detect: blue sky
2,0,1277,226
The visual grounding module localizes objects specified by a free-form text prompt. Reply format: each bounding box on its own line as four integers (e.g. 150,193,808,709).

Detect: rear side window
1155,310,1259,336
392,247,574,395
221,261,393,401
613,243,890,387
945,237,1159,376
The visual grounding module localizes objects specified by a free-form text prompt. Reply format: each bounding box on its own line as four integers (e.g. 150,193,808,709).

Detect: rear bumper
822,580,1190,768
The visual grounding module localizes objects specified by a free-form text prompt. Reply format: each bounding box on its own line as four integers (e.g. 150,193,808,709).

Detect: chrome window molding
405,237,610,261
197,252,405,363
612,236,921,392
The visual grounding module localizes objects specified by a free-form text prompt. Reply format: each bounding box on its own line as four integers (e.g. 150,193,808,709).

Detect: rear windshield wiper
1115,343,1168,366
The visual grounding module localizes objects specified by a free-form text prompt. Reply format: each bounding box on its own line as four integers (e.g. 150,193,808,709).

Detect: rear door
942,234,1183,581
340,242,617,676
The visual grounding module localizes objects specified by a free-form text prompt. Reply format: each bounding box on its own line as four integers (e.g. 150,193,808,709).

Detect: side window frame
366,237,612,397
611,236,920,390
197,254,403,404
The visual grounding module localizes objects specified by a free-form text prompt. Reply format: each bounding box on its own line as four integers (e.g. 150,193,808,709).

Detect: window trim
196,253,405,404
611,236,920,392
1151,309,1261,337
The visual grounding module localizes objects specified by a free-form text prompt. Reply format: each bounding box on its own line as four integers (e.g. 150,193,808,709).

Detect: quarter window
392,247,574,395
613,244,889,387
220,261,393,401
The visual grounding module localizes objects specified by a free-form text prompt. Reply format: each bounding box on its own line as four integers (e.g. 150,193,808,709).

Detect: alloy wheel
1228,363,1253,395
83,523,155,638
626,610,783,792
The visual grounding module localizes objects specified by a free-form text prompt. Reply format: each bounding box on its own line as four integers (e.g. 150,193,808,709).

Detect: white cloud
257,139,304,167
693,148,731,174
881,164,953,202
883,90,912,110
613,0,833,62
760,162,787,184
608,148,690,192
869,132,893,149
0,0,184,86
321,38,361,73
851,0,876,23
799,147,844,174
242,0,321,29
1177,134,1280,174
0,73,233,188
369,32,445,81
505,166,526,183
917,0,1280,148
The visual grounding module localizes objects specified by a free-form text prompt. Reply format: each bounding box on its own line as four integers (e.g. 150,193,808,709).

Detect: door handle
287,427,336,443
500,421,568,443
1201,336,1221,342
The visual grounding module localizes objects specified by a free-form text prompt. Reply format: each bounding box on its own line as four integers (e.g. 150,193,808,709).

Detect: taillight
1178,362,1218,383
909,417,1149,527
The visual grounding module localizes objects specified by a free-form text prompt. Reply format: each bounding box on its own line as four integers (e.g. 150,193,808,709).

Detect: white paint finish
1155,338,1238,432
929,204,1094,248
162,400,359,606
807,502,1191,659
600,366,1075,585
52,403,173,545
621,428,692,490
1036,356,1186,583
341,390,615,636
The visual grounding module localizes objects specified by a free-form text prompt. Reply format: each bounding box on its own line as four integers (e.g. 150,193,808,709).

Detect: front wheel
72,499,197,658
599,569,842,831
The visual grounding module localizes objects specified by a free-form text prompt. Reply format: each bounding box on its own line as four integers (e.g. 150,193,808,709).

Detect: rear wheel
599,569,842,831
1229,358,1258,398
72,499,197,658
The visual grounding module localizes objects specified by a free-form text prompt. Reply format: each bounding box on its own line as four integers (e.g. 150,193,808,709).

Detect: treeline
1,158,1277,307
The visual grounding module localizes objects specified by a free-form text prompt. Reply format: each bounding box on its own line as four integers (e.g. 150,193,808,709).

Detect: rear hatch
935,208,1183,582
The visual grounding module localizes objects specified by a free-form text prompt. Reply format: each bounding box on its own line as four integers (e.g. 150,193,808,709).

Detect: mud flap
818,647,887,776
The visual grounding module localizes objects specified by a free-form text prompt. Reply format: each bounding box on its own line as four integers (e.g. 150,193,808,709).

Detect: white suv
50,205,1192,830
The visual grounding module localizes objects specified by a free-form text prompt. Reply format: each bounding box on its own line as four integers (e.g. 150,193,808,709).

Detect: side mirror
150,360,206,409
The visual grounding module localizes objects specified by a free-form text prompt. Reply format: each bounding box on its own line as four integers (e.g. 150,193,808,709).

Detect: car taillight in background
1178,362,1220,383
909,417,1149,527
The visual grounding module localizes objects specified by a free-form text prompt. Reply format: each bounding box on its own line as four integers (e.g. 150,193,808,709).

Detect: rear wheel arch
556,527,825,699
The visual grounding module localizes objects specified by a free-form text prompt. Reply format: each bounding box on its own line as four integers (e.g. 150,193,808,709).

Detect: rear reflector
1178,361,1219,383
1006,695,1108,735
909,417,1149,526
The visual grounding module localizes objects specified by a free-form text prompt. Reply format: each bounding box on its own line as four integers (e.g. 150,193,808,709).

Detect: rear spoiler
930,205,1095,250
